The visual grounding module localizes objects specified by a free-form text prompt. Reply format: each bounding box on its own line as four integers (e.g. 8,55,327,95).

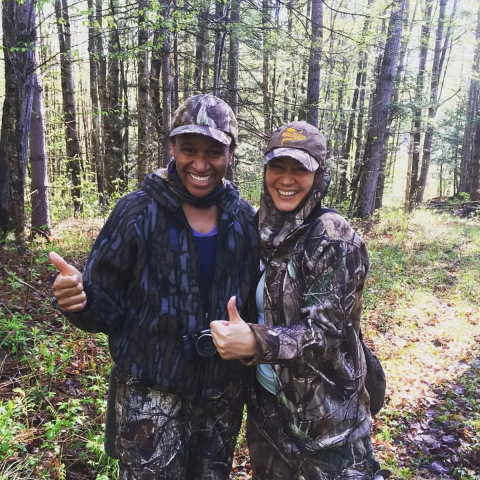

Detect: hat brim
264,148,319,172
169,125,232,146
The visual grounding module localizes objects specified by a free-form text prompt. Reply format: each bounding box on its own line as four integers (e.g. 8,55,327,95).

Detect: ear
169,139,176,157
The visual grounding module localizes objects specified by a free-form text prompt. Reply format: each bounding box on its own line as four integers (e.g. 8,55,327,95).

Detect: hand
49,252,87,313
210,296,257,360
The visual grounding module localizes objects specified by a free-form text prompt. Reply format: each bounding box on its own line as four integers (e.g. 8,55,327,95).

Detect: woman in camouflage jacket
50,95,259,480
211,122,386,479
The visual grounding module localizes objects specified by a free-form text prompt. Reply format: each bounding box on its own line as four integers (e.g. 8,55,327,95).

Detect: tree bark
262,0,271,134
137,0,151,184
351,0,406,219
339,0,374,203
227,0,240,115
87,0,105,207
30,72,51,237
407,0,433,210
213,0,227,97
103,0,124,196
306,0,322,127
161,2,172,167
194,1,210,93
470,5,480,201
416,0,449,204
0,0,36,249
55,0,82,214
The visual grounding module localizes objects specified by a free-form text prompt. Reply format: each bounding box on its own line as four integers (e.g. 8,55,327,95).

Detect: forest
0,0,479,479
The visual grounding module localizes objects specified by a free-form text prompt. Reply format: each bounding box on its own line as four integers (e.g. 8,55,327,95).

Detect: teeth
277,190,297,197
190,173,212,182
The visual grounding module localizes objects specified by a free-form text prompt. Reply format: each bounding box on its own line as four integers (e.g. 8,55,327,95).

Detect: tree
30,72,51,237
306,0,323,127
161,1,172,166
0,0,36,250
103,0,124,195
137,0,151,184
470,4,480,201
351,0,406,219
55,0,82,214
407,0,433,210
416,0,451,204
87,0,105,207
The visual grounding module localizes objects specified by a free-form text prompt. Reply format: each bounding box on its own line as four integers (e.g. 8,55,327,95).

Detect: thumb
49,251,76,276
227,296,242,323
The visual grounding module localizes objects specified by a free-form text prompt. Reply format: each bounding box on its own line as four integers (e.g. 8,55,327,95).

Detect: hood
258,166,330,260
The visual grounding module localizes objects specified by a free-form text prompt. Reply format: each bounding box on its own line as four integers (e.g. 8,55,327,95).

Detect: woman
211,121,387,479
50,94,259,479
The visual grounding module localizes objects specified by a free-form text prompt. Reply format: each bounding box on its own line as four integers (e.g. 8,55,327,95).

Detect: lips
277,189,298,197
189,173,213,183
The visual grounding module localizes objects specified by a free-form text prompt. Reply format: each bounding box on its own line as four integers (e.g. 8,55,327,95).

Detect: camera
182,329,217,360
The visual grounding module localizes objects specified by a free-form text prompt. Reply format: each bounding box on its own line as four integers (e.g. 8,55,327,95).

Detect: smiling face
170,133,234,197
265,157,316,212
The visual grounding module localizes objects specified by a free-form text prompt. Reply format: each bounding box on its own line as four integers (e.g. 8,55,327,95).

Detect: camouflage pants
114,372,244,480
246,380,380,480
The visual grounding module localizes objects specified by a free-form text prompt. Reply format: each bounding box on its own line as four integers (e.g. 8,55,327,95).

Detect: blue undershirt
192,226,218,315
256,271,277,394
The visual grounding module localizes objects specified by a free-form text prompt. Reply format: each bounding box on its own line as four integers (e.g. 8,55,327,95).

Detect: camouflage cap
264,121,327,171
170,94,238,146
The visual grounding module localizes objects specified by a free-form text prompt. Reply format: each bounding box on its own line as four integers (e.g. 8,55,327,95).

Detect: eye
182,147,195,154
268,162,283,170
209,150,223,156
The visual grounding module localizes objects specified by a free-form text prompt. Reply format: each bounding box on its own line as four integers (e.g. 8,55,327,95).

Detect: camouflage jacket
246,210,372,454
65,170,259,399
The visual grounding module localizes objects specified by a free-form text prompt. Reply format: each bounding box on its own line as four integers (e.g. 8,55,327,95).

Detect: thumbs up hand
210,296,257,360
49,252,87,312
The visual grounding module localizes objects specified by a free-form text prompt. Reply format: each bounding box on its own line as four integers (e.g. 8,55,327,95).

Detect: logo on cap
281,127,306,145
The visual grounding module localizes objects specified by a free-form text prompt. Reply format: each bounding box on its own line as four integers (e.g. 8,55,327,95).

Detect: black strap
304,204,336,225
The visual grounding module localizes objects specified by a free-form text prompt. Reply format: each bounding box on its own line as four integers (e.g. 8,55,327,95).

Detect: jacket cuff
241,323,271,366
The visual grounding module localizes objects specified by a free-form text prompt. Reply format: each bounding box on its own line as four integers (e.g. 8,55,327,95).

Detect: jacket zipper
278,258,289,326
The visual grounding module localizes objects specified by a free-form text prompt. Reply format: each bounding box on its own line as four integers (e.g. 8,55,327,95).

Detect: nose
279,168,295,186
191,153,210,173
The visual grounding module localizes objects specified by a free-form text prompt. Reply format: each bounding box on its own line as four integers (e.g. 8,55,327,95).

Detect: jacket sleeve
62,194,142,335
244,229,368,366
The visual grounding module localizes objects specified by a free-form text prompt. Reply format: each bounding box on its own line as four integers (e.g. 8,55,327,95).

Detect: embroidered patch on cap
281,127,306,145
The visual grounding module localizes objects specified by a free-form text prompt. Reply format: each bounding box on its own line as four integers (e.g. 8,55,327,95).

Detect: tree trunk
87,0,105,208
306,0,322,127
262,0,271,134
416,0,449,204
470,5,480,201
151,26,163,166
137,0,151,184
0,0,36,249
339,0,374,203
30,72,51,237
55,0,82,214
161,3,172,167
103,0,124,196
213,0,227,97
407,0,433,210
194,1,210,93
228,0,240,115
351,0,406,219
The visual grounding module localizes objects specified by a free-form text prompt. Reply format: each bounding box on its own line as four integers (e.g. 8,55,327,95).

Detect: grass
1,208,479,479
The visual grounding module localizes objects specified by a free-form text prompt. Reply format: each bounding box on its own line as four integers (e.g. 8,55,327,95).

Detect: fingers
227,296,241,322
50,252,86,313
49,252,75,276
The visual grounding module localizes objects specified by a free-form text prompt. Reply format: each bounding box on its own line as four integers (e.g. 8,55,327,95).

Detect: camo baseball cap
264,121,327,171
170,94,238,146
